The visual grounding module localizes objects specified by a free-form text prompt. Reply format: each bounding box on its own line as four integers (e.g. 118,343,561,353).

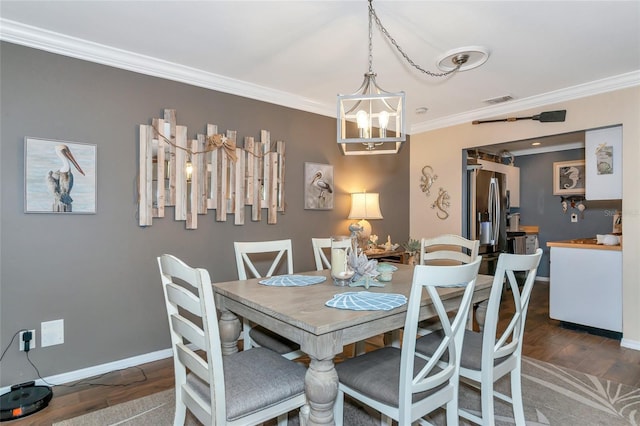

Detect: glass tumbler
330,235,355,286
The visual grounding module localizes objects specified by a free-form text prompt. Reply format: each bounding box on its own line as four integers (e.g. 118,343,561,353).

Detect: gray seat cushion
335,346,446,407
249,325,301,355
186,347,306,421
415,329,510,371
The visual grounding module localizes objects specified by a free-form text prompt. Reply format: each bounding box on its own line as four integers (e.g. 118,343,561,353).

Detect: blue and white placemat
259,274,326,287
325,291,407,311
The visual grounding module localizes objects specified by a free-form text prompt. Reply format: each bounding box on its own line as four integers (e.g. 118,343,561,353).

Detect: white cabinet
477,159,520,207
549,247,622,332
585,126,622,200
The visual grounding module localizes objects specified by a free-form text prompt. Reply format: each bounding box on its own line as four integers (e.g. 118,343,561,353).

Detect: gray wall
514,148,622,277
0,43,410,387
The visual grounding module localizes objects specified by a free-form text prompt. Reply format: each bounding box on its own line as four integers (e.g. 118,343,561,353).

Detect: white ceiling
1,1,639,135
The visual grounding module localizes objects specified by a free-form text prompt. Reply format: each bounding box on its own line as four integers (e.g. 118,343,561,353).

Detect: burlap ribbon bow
207,134,237,162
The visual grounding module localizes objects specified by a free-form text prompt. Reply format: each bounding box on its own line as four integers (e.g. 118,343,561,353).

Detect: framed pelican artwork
24,137,97,214
304,162,334,210
553,160,585,196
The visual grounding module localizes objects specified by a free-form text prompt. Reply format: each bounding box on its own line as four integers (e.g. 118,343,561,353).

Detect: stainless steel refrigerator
468,167,508,275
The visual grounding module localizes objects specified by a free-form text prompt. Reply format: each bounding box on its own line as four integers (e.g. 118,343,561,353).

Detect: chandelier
338,0,486,155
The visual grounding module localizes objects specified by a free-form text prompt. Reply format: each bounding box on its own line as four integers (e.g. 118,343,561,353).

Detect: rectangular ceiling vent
483,94,514,105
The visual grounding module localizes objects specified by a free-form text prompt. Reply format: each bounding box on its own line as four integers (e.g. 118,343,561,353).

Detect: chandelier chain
368,0,374,74
368,0,460,77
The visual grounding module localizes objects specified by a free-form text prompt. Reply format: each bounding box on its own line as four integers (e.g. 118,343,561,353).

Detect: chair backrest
234,239,294,279
311,238,332,271
157,254,226,424
481,248,543,369
420,234,480,266
399,257,482,413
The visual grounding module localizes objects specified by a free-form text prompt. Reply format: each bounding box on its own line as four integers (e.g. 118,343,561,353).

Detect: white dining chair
416,248,543,425
333,257,482,426
418,234,480,335
311,237,354,271
311,237,331,270
234,239,305,360
311,237,369,356
157,254,307,426
420,234,480,266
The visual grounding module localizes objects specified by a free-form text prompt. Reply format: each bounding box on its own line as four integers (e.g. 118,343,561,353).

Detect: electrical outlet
41,319,64,347
571,213,578,223
19,330,36,352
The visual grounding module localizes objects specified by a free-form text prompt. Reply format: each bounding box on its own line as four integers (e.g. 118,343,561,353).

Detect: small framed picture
595,143,614,175
304,162,334,210
553,160,585,195
24,137,97,214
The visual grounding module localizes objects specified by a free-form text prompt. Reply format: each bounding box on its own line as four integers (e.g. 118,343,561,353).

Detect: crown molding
2,19,639,132
411,70,640,134
0,19,330,116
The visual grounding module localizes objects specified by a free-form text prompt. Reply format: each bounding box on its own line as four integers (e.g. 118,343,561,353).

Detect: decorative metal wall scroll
431,188,450,220
419,165,437,196
419,165,449,220
138,109,285,229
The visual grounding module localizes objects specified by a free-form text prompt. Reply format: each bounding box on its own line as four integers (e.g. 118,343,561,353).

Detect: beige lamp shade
348,193,383,242
348,193,383,220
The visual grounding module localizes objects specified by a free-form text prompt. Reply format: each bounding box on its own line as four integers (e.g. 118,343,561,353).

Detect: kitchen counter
546,237,622,251
547,241,622,334
518,225,539,234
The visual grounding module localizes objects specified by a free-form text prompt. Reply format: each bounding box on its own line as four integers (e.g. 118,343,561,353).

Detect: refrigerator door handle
469,169,478,241
489,177,500,245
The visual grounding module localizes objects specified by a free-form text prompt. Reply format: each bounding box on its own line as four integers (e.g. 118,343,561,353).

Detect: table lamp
348,192,383,248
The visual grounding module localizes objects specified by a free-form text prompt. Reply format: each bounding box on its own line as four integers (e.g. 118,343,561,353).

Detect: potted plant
402,238,421,265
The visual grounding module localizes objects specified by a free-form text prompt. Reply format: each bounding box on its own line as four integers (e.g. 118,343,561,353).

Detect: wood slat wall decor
138,109,285,229
138,124,153,226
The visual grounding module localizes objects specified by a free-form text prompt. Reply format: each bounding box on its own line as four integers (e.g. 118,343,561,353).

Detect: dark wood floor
10,281,640,425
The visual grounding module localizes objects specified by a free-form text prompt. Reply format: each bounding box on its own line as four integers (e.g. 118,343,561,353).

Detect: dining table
212,263,493,426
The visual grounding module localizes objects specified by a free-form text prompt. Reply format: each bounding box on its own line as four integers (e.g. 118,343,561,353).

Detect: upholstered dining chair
420,234,480,266
418,234,480,335
415,249,543,425
311,237,331,270
333,257,482,426
234,239,305,360
311,237,368,356
157,254,307,426
312,237,355,271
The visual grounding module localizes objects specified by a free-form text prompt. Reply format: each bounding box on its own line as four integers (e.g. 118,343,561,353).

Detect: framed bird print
304,162,334,210
24,137,97,214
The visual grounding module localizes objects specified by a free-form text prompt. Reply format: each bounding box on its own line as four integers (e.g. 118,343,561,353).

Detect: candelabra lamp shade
348,192,383,242
337,75,406,156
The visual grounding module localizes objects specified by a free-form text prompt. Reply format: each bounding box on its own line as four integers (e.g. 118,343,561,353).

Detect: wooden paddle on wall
472,110,566,125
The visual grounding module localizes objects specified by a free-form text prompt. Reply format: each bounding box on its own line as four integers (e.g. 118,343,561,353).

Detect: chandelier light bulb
378,110,389,137
356,110,369,138
356,110,369,129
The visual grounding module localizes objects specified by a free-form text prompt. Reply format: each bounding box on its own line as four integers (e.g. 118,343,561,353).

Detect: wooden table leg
383,330,401,348
305,357,339,425
218,310,241,356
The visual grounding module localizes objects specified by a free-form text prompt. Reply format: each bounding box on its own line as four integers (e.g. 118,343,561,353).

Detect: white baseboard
0,348,173,395
621,338,640,351
2,324,635,396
